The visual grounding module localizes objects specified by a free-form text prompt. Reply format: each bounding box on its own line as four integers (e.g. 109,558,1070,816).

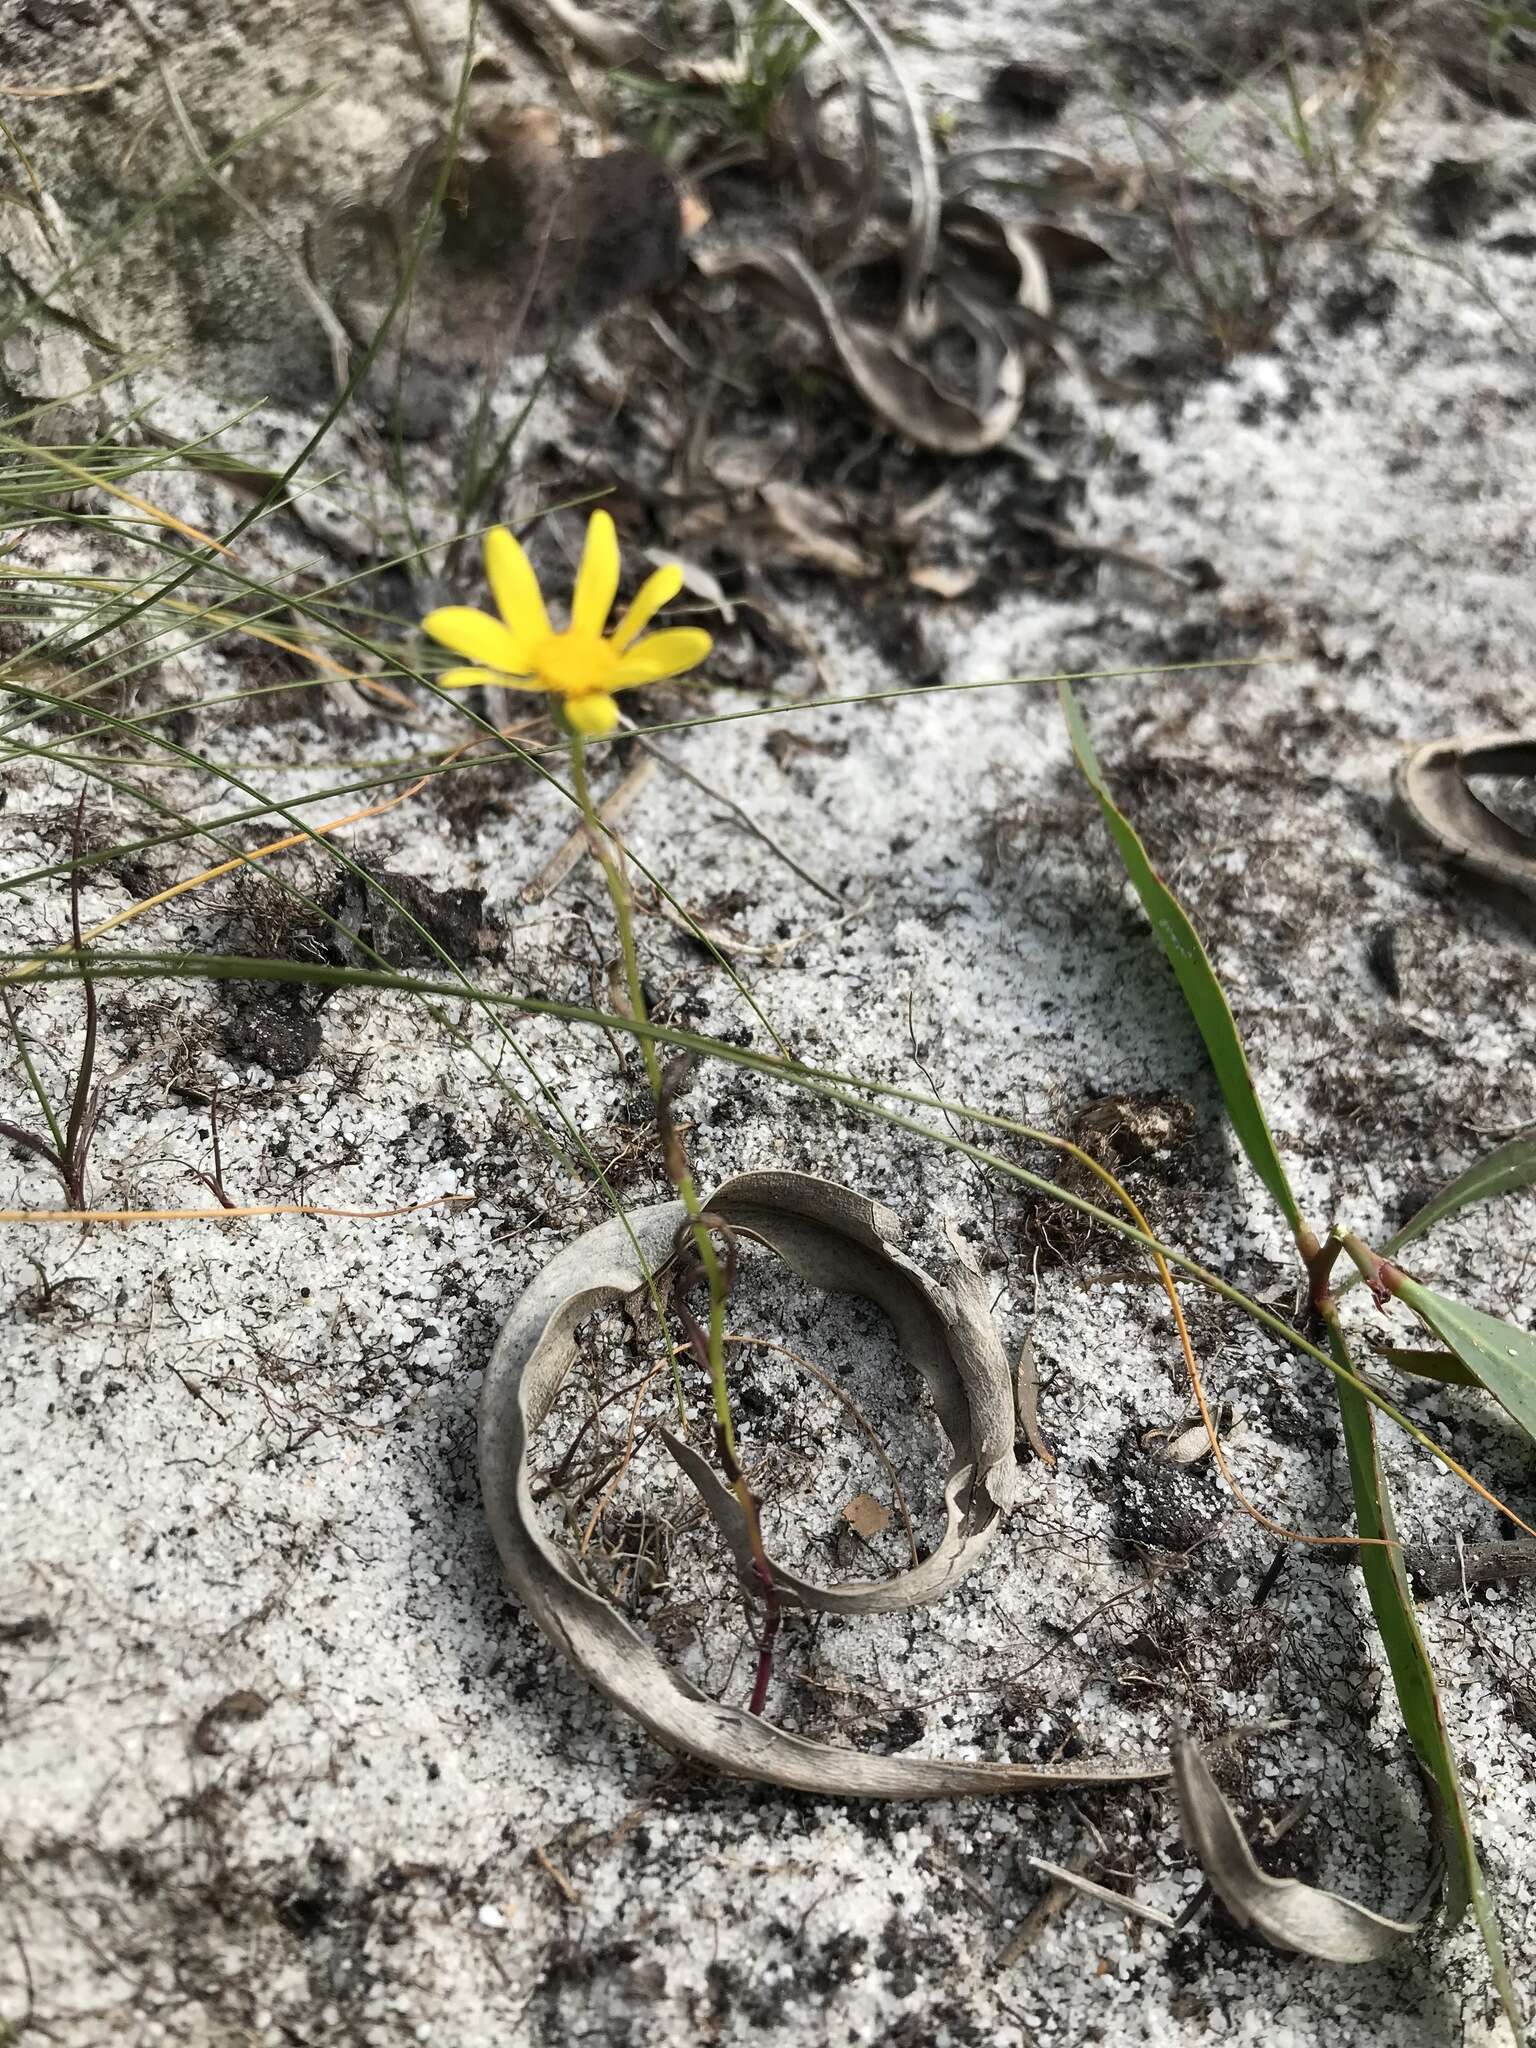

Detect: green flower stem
568,733,662,1100
567,729,738,1461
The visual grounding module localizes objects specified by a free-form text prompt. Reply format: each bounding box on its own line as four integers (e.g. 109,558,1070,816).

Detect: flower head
421,510,712,737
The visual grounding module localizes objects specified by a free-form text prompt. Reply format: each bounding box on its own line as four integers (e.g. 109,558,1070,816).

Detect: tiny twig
1012,510,1199,590
530,1843,582,1904
542,1359,671,1495
0,1195,469,1225
189,1086,237,1210
631,727,841,902
1024,1855,1179,1932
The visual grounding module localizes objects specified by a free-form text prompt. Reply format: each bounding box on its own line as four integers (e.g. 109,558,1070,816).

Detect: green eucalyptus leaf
1386,1138,1536,1258
1365,1340,1482,1389
1058,682,1302,1235
1394,1277,1536,1447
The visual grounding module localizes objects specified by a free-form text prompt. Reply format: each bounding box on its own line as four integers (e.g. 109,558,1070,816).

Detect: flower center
530,629,620,694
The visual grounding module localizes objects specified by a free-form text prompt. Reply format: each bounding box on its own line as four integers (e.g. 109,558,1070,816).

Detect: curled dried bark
479,1169,1166,1797
1173,1737,1424,1962
694,236,1038,454
1394,733,1536,929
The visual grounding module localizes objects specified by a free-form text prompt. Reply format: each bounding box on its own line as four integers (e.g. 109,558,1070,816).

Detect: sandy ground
3,1,1536,2043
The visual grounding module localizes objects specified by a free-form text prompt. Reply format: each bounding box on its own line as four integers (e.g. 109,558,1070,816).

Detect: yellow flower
421,510,712,738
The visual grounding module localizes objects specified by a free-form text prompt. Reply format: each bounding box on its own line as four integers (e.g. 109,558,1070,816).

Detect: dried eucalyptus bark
1395,734,1536,932
479,1169,1166,1798
1173,1737,1423,1963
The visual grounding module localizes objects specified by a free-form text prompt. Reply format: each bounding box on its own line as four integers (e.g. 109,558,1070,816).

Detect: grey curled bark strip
693,244,1027,455
1395,733,1536,923
478,1169,1165,1797
1173,1738,1423,1961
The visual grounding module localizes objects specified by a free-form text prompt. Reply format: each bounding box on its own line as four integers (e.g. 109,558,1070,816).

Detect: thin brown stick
0,1196,470,1225
529,1844,581,1904
0,73,123,98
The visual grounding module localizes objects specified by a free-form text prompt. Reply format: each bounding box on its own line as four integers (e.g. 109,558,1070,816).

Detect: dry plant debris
1172,1736,1424,1963
1395,732,1536,934
479,1167,1166,1796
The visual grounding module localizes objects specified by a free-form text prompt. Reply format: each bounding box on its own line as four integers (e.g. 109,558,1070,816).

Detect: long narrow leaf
1333,1367,1523,2036
1387,1138,1536,1258
1394,1278,1536,1448
1062,685,1524,2040
1058,682,1302,1237
1367,1340,1481,1389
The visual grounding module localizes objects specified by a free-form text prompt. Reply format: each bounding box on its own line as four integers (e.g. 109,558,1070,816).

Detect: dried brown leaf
1395,734,1536,928
1173,1737,1424,1963
697,240,1029,455
479,1171,1167,1796
842,1492,893,1540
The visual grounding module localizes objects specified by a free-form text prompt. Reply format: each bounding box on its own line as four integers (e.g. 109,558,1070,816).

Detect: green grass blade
1394,1278,1536,1449
1058,681,1302,1237
1387,1138,1536,1258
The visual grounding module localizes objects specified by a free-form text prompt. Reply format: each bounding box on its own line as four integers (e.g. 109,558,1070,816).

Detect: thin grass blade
1058,681,1302,1236
1334,1364,1525,2037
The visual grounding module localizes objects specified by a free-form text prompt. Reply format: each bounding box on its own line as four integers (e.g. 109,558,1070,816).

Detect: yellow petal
570,509,620,637
421,606,528,672
438,667,545,692
611,562,683,653
484,526,549,652
612,627,713,687
563,690,620,736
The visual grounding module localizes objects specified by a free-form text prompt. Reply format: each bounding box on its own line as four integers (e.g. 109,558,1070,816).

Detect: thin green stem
568,728,736,1456
569,733,663,1100
1,988,66,1160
